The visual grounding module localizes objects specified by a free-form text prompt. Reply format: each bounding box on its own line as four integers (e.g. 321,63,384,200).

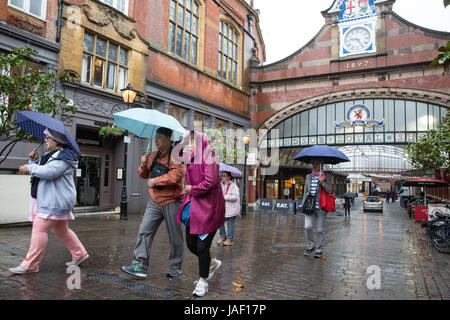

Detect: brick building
0,0,265,215
249,0,449,205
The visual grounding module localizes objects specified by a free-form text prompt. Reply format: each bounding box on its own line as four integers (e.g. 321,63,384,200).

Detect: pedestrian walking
121,127,185,278
9,128,88,275
175,131,225,297
386,192,390,203
302,160,333,259
390,190,396,203
217,171,240,246
343,196,351,218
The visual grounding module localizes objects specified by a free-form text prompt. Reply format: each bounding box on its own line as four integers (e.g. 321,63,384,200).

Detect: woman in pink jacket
217,171,240,246
175,131,225,297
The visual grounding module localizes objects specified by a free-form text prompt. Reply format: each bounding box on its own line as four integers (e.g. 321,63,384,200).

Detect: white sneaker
193,279,208,297
207,258,222,280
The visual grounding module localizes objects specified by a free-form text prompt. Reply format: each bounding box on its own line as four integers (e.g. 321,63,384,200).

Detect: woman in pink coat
174,131,225,297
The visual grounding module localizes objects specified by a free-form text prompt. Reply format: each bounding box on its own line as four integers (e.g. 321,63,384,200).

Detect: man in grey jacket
302,160,332,258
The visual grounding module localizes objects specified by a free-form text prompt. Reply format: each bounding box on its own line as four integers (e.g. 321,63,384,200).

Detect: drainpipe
56,0,63,42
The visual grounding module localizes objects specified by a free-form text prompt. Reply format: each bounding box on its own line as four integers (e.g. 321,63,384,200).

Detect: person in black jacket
343,196,351,218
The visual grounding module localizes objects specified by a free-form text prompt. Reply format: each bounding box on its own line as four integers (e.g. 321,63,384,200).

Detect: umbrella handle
146,140,152,154
35,142,42,151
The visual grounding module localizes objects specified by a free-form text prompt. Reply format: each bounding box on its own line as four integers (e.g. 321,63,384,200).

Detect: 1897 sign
343,60,369,69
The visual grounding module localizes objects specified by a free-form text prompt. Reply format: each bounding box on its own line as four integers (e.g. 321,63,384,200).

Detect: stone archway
257,87,450,145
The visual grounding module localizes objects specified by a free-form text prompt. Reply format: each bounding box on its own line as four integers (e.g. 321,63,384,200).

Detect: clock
344,26,371,53
339,21,376,57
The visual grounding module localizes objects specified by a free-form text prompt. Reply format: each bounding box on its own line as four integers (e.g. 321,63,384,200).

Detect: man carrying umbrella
121,127,186,278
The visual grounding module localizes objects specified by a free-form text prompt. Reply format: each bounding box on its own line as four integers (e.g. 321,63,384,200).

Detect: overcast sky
255,0,450,65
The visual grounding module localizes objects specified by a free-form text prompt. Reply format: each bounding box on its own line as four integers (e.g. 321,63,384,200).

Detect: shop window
169,0,199,64
265,180,278,199
1,66,9,126
82,33,128,93
214,118,226,128
1,58,44,112
193,111,209,132
8,0,47,20
168,104,188,128
218,21,239,85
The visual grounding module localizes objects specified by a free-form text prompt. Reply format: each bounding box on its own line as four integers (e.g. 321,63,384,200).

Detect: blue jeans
219,217,236,241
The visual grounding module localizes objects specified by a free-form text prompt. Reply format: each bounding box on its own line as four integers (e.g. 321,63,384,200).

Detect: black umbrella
341,192,356,198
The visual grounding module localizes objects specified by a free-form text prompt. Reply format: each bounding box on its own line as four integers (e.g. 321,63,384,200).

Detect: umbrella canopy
402,177,448,187
113,108,187,139
341,192,357,198
15,111,81,157
293,145,350,165
219,163,242,177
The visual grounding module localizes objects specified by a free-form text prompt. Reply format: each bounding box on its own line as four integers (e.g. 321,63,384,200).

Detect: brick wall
135,0,265,117
0,0,59,41
250,10,450,129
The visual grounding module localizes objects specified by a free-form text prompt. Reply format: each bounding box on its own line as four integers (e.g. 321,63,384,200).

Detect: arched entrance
257,90,449,201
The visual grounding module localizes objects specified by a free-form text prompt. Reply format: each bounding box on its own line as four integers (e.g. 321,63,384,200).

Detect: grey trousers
132,197,184,270
304,209,327,252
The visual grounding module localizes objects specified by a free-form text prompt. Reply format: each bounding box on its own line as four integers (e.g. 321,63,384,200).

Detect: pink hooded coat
175,131,225,235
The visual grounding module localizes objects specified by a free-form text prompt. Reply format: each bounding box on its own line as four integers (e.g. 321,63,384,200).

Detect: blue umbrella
219,163,242,177
293,145,350,165
15,111,82,157
113,108,187,139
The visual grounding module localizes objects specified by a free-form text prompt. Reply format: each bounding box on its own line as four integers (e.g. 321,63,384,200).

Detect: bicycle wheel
427,224,450,254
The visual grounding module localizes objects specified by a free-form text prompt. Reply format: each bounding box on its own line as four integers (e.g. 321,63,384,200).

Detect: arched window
218,21,238,85
168,0,199,64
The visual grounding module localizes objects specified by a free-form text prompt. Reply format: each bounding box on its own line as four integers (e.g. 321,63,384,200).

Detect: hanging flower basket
99,125,124,139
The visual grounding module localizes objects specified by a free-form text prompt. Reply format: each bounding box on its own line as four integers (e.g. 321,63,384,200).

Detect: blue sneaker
121,264,147,278
167,268,183,278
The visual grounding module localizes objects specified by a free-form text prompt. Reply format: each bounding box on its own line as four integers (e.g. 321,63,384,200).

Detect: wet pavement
0,199,449,300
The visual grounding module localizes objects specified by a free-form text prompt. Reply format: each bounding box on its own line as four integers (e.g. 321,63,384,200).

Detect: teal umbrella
113,108,187,139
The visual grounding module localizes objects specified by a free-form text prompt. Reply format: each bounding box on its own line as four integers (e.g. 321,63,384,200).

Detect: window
100,0,128,15
194,112,209,132
1,59,44,113
168,104,188,127
168,0,199,64
8,0,47,20
82,33,128,93
218,21,239,84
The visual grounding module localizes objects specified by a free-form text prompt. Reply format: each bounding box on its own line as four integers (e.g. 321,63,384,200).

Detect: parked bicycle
422,200,450,254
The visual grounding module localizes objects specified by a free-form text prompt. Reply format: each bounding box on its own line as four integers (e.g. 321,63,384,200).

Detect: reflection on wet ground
0,199,449,300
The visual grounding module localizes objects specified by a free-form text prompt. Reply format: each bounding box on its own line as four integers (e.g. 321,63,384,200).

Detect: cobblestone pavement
0,199,449,300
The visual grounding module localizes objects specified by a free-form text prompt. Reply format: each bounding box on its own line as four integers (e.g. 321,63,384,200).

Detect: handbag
319,179,336,212
302,194,317,215
303,176,319,215
150,147,172,190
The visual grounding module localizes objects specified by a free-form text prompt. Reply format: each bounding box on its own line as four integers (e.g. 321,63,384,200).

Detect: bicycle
422,200,450,254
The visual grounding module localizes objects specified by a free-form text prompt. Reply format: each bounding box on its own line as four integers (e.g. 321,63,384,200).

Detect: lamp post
241,135,250,216
119,83,137,220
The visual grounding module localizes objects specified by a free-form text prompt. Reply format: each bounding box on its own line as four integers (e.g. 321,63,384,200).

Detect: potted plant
98,125,124,139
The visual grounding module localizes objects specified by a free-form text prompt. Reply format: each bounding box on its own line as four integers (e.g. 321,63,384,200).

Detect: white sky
255,0,450,65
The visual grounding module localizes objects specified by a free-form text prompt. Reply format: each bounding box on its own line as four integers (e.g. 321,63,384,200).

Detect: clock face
344,26,372,53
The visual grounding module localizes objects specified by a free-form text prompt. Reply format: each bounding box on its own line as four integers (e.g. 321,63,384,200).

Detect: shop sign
295,200,303,211
273,200,294,213
258,198,273,210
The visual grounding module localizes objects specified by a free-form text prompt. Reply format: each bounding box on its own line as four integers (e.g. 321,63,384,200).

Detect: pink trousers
21,216,87,272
